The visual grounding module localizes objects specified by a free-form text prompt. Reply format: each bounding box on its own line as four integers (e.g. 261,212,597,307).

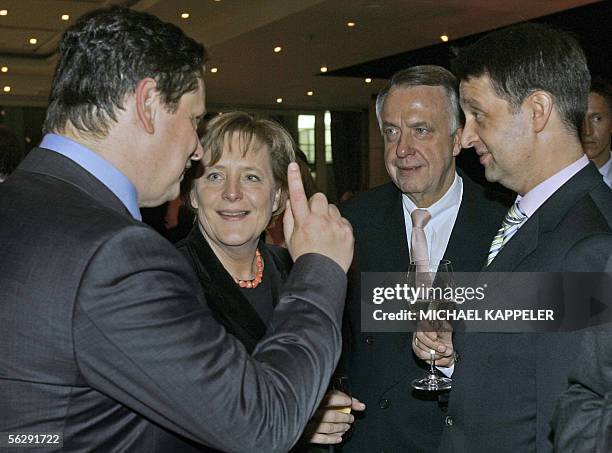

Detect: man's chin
140,187,180,208
583,146,605,160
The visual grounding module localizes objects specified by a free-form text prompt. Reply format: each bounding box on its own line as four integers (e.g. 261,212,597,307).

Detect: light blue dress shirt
40,133,141,220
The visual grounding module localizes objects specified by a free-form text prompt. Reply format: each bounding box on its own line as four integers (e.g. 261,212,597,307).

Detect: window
324,111,332,164
297,112,333,164
297,114,315,163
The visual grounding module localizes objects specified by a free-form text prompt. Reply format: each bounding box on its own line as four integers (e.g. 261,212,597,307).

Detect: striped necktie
487,203,527,266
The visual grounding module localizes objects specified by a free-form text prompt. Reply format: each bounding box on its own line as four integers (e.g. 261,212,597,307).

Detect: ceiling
0,0,603,112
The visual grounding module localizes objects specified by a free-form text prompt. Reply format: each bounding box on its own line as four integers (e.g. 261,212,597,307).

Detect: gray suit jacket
440,163,612,453
0,148,347,452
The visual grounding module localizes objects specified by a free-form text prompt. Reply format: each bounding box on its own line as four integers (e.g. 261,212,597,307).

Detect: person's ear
526,91,553,133
134,78,159,134
452,127,463,157
189,189,199,211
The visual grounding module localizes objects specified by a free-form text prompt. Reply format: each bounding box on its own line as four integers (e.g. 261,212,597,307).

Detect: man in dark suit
429,23,612,452
338,65,507,452
0,7,354,452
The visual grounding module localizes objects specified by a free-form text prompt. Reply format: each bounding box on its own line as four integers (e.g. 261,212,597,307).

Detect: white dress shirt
403,173,463,377
402,172,463,265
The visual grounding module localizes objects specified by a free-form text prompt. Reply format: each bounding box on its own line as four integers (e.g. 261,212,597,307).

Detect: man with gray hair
338,65,507,452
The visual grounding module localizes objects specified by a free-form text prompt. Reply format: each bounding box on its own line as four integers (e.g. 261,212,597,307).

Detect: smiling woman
176,111,296,356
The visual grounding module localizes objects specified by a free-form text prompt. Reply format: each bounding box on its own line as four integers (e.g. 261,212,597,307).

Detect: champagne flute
409,259,454,392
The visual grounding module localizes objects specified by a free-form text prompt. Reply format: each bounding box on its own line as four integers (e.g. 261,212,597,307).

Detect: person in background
0,126,23,182
0,6,354,452
581,75,612,187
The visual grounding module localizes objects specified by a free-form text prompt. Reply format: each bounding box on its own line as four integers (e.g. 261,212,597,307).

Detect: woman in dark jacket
177,112,294,353
176,112,356,451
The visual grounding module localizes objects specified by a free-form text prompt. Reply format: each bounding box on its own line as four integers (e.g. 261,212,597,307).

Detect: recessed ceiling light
276,97,283,103
29,38,37,45
365,78,372,83
3,86,10,92
181,13,190,19
0,10,7,16
347,21,356,27
307,91,314,96
440,35,449,42
61,14,69,21
1,66,8,73
320,66,328,73
273,46,282,53
210,67,218,73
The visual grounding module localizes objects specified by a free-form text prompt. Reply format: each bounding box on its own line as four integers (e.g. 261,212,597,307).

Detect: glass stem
430,350,436,375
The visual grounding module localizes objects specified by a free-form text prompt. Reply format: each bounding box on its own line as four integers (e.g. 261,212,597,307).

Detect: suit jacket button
378,398,390,409
365,336,374,345
445,415,454,426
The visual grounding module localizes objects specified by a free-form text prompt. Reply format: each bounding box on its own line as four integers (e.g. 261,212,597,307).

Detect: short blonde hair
184,111,296,215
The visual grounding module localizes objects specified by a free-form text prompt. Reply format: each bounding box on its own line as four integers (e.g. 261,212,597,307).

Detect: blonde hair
185,111,297,216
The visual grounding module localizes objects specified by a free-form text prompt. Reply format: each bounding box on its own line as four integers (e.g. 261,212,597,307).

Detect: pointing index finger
287,162,309,222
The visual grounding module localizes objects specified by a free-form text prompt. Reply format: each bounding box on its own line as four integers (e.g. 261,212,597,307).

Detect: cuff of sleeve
287,253,347,324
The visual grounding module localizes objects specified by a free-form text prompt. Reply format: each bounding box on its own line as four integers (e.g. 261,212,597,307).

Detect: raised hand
283,162,354,272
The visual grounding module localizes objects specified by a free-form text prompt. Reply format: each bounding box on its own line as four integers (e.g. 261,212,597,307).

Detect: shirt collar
402,172,462,217
40,133,141,220
517,155,589,218
599,153,612,176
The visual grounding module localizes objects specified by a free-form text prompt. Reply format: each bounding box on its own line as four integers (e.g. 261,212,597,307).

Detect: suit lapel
367,186,410,272
484,164,603,272
19,147,132,218
445,175,506,271
484,214,539,272
182,228,268,352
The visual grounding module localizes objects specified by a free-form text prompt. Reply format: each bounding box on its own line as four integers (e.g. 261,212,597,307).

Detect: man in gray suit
0,6,353,452
417,23,612,452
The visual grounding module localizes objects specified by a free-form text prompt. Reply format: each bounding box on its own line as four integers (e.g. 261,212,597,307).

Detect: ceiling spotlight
210,67,218,73
347,21,356,27
365,78,372,83
61,14,69,21
181,13,190,19
320,66,328,73
0,10,7,16
307,91,314,96
3,86,10,92
276,97,283,104
440,35,449,42
1,66,7,73
273,46,282,53
29,38,38,45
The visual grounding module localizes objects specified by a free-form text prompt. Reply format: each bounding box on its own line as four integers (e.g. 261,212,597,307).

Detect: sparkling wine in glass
409,259,454,392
